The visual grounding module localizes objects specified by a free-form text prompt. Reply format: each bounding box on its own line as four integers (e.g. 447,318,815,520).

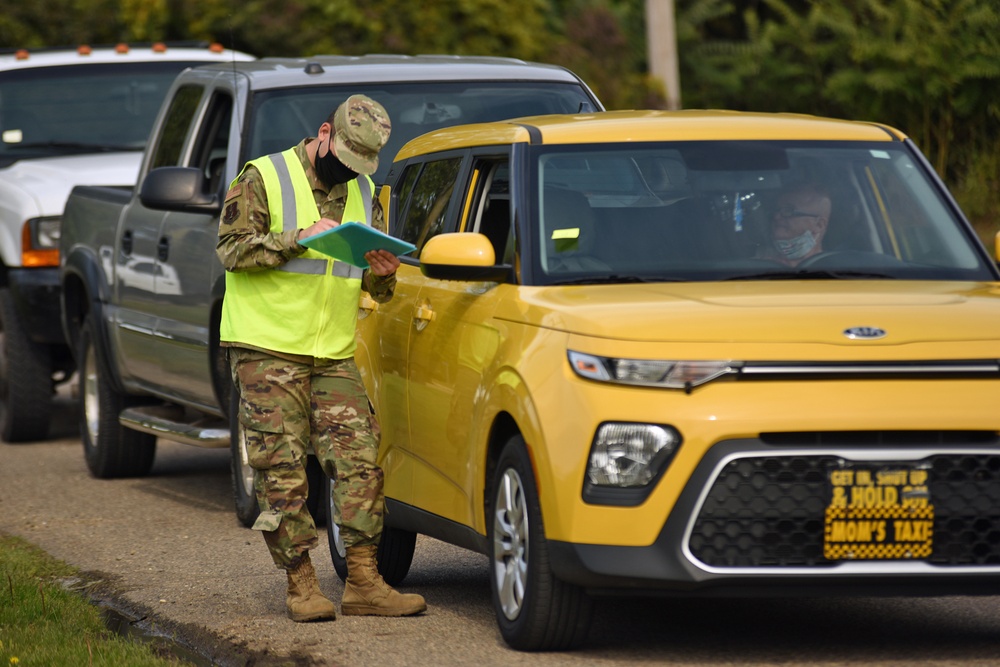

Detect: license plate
823,464,934,560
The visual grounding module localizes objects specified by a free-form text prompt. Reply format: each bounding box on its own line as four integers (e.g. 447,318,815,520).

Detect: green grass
0,533,190,667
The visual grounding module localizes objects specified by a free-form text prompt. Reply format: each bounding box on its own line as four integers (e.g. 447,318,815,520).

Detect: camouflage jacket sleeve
216,165,306,272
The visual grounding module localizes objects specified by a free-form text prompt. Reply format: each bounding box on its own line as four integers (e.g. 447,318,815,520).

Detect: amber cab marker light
209,42,225,53
152,42,168,53
77,45,92,55
15,49,29,60
115,43,129,54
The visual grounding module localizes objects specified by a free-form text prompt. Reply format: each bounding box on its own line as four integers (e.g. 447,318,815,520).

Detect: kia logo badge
844,326,887,340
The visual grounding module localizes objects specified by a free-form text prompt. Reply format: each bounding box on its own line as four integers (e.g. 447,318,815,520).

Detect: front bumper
549,434,1000,597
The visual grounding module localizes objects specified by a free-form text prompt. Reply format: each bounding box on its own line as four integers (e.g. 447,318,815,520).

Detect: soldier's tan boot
341,545,427,616
285,552,337,622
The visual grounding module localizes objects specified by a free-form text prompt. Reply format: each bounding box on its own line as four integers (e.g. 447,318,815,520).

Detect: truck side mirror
139,167,221,213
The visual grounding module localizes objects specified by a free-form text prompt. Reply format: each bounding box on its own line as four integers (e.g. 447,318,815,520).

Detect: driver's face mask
774,229,817,260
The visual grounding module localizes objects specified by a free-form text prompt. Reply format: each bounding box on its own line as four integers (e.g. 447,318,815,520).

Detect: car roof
0,43,254,70
395,109,909,160
190,54,593,91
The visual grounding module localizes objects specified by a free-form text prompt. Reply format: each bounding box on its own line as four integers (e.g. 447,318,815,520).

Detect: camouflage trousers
229,347,384,570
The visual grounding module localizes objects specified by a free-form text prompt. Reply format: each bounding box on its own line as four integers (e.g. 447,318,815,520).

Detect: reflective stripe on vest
219,148,375,358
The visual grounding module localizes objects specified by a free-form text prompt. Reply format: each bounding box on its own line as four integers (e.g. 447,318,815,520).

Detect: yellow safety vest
219,148,373,359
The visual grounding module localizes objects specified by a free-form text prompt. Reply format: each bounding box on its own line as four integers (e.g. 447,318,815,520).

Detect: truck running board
119,405,230,448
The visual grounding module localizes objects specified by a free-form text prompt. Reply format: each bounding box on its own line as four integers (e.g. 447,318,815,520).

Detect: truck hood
1,152,143,217
507,280,1000,347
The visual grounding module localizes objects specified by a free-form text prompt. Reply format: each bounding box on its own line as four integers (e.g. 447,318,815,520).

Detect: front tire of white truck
0,287,54,442
79,314,156,477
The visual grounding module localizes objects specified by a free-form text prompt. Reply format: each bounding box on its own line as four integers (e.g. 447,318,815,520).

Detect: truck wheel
324,472,416,585
228,384,261,528
489,435,593,651
0,288,54,442
79,315,156,477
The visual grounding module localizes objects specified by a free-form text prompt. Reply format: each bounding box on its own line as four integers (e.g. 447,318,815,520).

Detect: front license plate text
823,466,934,560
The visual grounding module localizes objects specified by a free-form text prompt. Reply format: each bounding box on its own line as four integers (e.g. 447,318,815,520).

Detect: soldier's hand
298,217,339,241
365,249,400,276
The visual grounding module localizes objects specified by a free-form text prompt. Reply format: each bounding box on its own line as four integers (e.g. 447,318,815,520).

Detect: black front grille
689,452,1000,568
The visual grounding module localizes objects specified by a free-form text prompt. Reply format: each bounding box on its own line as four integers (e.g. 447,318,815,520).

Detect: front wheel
79,315,156,478
490,435,593,651
0,287,54,442
324,471,416,585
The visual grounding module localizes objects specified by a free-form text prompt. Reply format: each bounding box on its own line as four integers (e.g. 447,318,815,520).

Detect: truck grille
688,450,1000,568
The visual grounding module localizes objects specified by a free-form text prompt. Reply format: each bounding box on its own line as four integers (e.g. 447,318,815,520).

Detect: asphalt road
3,387,1000,666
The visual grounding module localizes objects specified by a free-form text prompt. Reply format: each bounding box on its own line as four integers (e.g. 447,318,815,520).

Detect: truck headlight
568,351,738,390
22,216,61,267
587,422,680,488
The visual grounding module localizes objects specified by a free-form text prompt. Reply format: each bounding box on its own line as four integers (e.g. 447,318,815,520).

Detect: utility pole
646,0,682,110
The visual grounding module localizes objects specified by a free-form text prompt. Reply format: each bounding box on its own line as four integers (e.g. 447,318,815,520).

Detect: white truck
0,42,254,442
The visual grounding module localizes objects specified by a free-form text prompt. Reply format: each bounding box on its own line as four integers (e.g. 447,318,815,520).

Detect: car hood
2,152,143,216
505,281,1000,347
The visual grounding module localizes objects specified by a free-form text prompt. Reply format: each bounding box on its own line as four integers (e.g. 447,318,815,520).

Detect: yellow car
340,111,1000,650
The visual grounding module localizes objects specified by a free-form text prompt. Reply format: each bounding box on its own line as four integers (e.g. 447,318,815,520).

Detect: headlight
587,422,680,488
22,216,61,267
568,351,738,390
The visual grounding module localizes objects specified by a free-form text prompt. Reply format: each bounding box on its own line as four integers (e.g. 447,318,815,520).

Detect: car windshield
530,141,996,284
0,62,211,165
245,81,598,185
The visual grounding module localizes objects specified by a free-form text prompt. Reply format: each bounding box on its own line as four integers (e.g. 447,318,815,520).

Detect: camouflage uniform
218,113,395,571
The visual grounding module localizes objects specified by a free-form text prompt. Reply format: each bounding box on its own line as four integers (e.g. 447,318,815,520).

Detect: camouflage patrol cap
332,94,392,175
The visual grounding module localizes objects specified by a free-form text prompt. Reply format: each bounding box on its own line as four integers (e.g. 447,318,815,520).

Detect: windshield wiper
725,269,897,281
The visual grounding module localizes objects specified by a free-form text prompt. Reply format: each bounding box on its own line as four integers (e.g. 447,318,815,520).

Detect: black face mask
314,136,358,188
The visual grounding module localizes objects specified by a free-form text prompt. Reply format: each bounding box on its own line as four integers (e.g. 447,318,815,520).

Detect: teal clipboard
298,222,416,269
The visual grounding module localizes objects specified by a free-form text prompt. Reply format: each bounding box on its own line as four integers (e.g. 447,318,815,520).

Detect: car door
403,155,511,527
150,89,234,407
113,83,204,385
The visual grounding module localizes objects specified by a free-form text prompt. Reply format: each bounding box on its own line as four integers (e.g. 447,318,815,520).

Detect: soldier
216,94,426,622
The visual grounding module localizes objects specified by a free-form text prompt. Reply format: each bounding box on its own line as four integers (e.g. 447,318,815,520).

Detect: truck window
149,85,203,170
188,92,234,196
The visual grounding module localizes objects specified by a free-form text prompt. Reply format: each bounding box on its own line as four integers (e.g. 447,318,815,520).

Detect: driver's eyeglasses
774,208,820,220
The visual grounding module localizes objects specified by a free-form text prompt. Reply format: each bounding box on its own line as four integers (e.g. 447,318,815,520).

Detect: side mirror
139,167,221,213
420,232,511,282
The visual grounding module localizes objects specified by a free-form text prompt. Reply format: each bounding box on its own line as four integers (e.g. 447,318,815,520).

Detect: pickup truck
0,42,254,442
58,54,603,526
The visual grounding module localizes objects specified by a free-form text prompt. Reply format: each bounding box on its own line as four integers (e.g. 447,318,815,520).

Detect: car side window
469,160,513,265
149,84,203,170
397,157,463,255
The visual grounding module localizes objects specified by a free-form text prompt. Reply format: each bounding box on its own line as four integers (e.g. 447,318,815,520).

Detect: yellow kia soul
338,111,1000,650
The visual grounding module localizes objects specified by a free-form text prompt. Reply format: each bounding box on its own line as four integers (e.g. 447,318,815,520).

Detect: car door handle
413,302,435,331
358,294,378,320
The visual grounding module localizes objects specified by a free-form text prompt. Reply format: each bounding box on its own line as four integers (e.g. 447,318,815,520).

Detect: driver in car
759,182,832,266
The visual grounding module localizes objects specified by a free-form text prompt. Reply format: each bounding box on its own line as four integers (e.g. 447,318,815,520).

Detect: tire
0,287,54,442
324,472,416,585
79,314,156,477
228,383,260,528
489,435,593,651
